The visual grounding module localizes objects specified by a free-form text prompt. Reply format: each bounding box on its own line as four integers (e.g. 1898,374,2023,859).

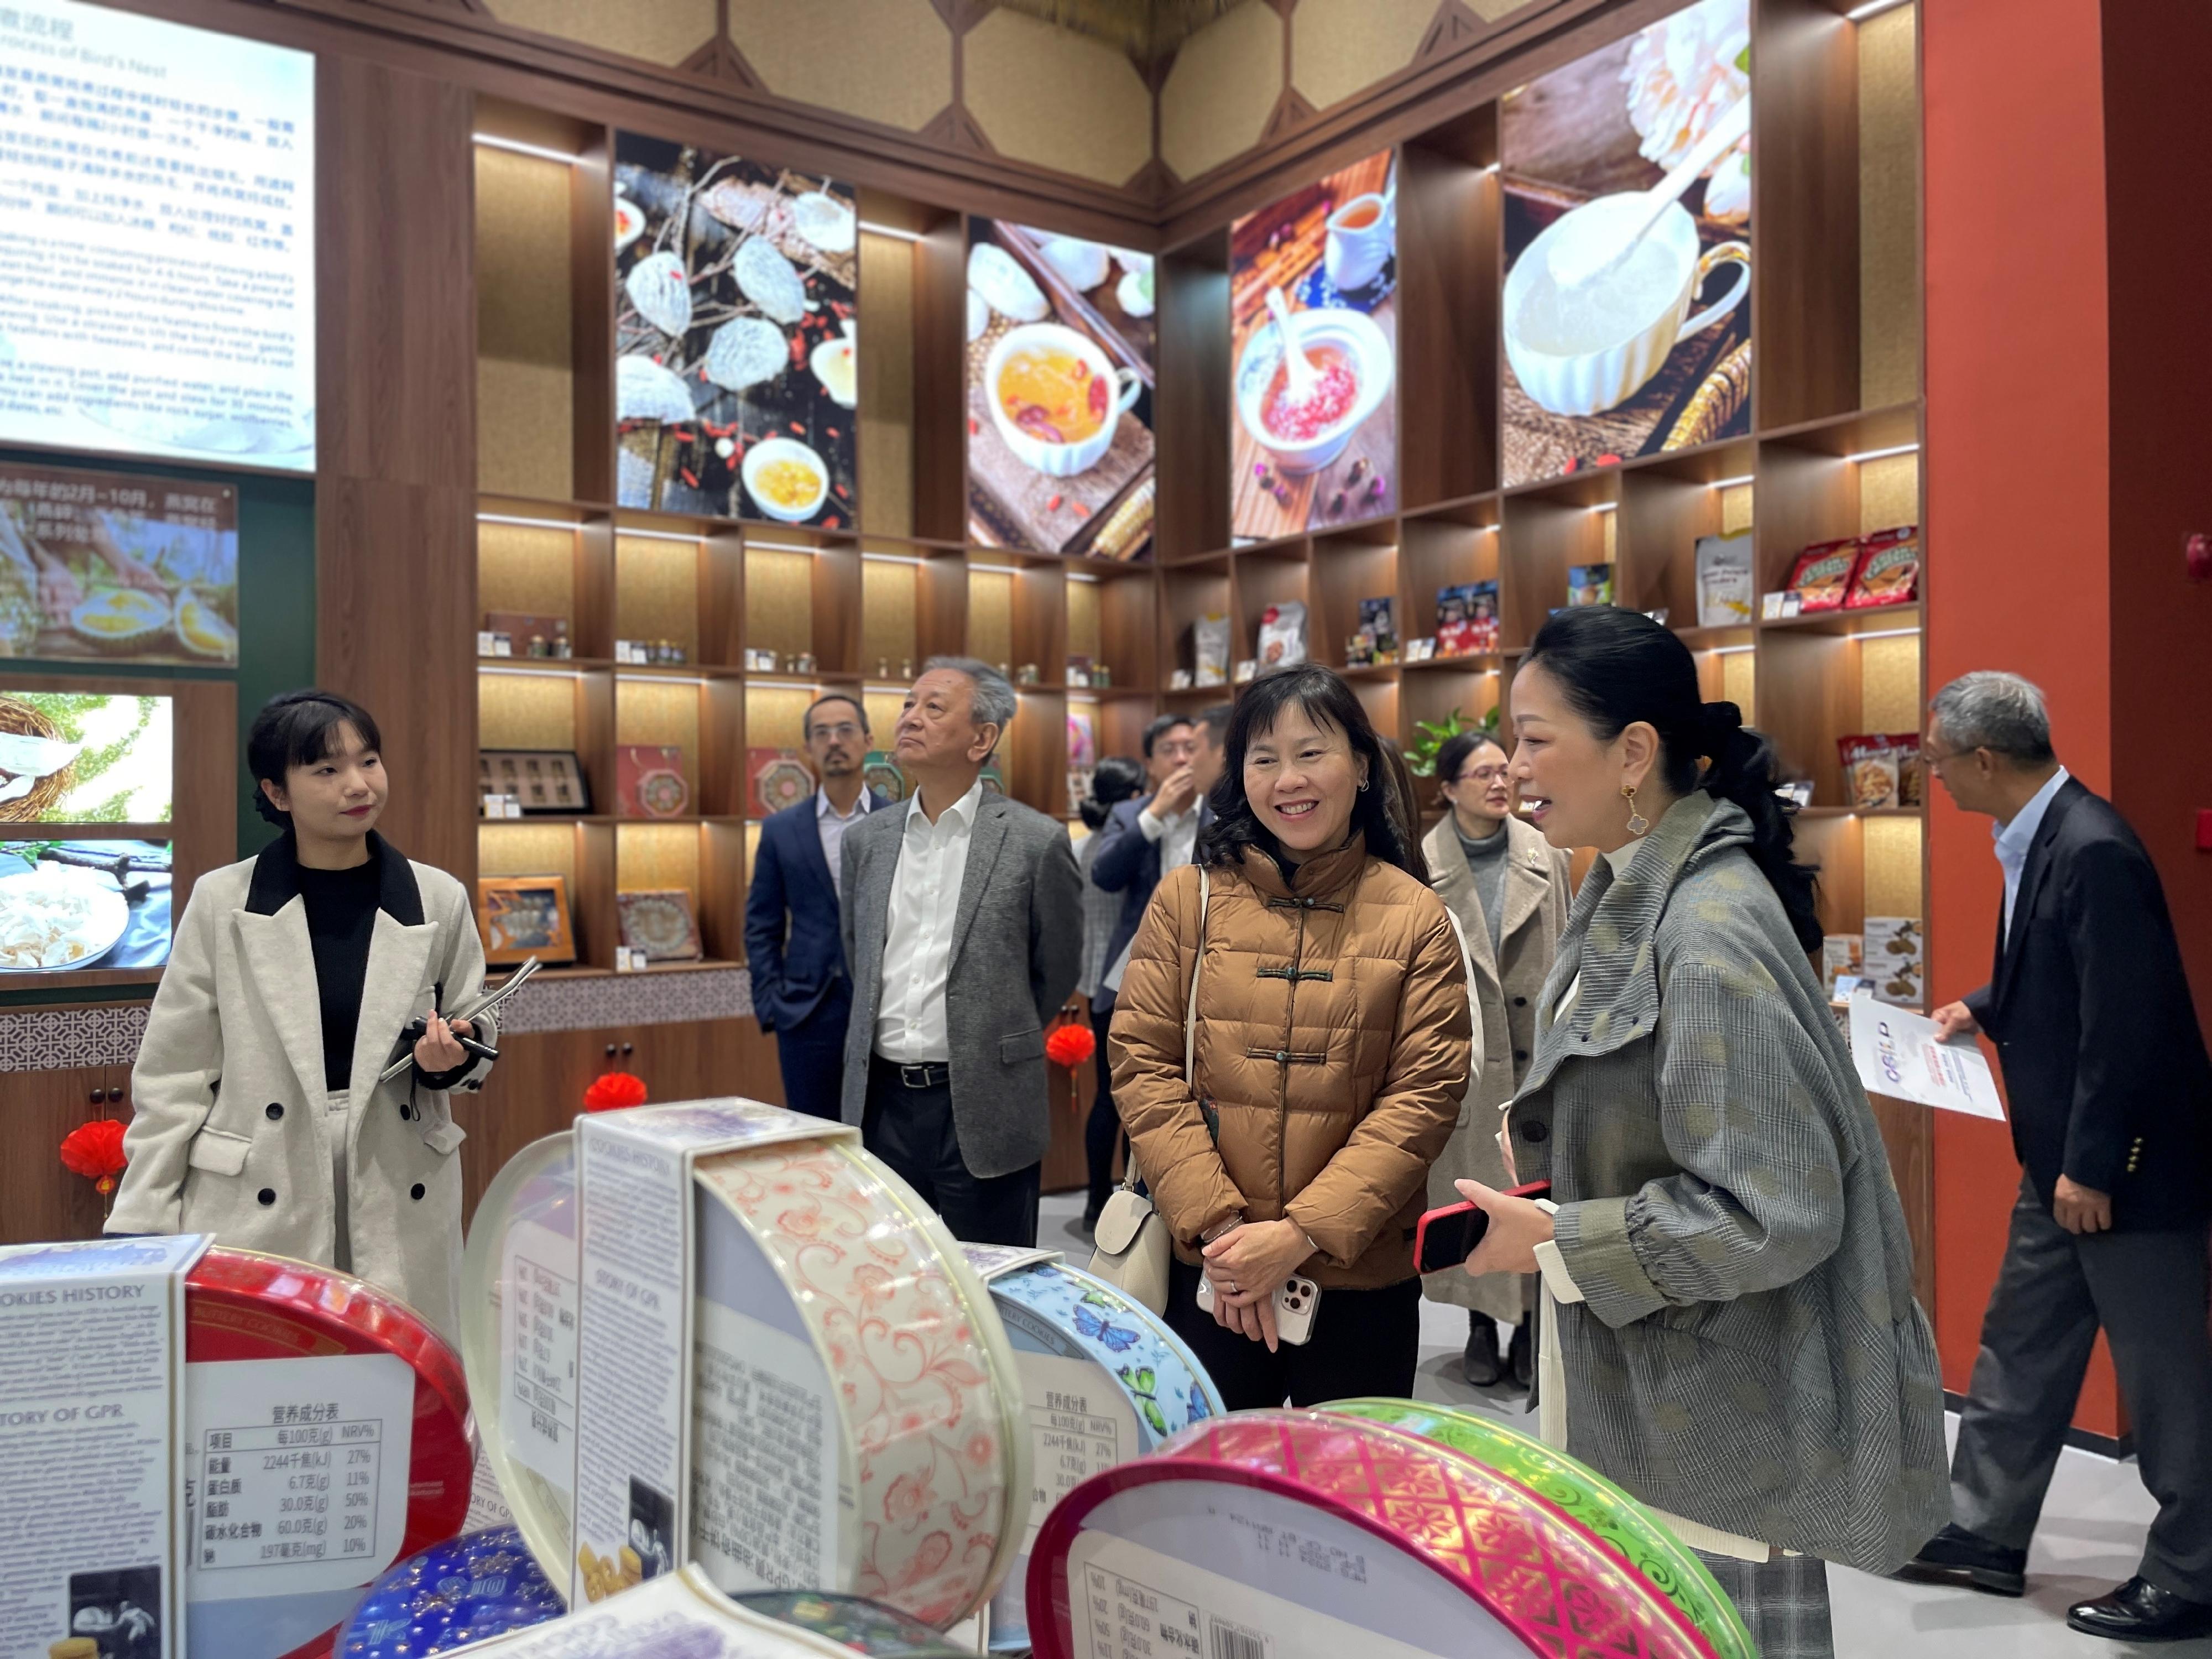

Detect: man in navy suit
745,693,886,1119
1903,672,2212,1641
1088,707,1229,1015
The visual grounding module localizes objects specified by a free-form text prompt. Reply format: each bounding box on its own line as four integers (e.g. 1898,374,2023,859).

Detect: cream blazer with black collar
108,832,494,1340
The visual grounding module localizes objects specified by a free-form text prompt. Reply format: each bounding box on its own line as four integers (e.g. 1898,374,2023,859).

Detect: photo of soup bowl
740,435,829,523
1233,306,1394,476
984,322,1142,479
1505,195,1750,418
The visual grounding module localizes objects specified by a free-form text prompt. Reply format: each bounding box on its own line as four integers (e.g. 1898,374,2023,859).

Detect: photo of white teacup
1323,190,1395,294
984,321,1141,479
1505,194,1750,418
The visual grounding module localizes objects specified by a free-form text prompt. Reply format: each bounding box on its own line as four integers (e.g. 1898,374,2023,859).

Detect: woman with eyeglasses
1418,728,1572,1389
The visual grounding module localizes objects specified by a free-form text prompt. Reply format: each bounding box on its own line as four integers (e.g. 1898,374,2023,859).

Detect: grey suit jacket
839,787,1084,1177
1510,792,1948,1574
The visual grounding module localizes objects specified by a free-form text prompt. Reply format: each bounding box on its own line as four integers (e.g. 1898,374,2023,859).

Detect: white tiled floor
1041,1190,2211,1657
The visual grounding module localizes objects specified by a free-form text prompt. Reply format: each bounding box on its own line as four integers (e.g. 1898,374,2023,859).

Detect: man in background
840,659,1082,1245
744,693,884,1119
1089,703,1230,1014
1903,671,2212,1642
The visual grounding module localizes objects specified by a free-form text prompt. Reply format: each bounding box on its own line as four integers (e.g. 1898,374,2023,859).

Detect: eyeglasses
808,722,865,743
1921,744,1975,771
1454,765,1510,786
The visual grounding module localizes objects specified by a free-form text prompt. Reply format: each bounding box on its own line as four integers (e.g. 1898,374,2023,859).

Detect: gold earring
1623,784,1650,837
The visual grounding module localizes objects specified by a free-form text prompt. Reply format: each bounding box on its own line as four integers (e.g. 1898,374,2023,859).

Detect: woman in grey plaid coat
1455,608,1948,1659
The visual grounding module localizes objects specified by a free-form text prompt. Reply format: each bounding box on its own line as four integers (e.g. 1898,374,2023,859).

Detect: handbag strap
1118,866,1213,1199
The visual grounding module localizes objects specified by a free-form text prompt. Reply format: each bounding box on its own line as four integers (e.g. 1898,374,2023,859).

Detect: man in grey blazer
841,656,1084,1244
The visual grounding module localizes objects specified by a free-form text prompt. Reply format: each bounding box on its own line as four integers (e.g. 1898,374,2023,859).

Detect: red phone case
1413,1182,1552,1274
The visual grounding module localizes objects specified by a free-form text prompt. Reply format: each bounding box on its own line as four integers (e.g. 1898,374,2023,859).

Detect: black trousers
1952,1177,2212,1600
771,981,851,1121
861,1056,1040,1247
1164,1256,1420,1410
1083,1001,1122,1213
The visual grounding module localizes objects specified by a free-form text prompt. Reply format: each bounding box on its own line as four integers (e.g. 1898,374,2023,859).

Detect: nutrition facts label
195,1411,384,1568
501,1223,580,1490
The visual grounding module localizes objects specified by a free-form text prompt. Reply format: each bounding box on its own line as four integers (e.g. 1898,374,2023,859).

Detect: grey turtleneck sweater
1455,818,1510,947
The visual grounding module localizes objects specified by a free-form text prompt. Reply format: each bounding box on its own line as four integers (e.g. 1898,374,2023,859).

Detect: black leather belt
878,1057,950,1089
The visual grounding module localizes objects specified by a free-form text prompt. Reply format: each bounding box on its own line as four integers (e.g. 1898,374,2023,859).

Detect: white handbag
1087,869,1209,1314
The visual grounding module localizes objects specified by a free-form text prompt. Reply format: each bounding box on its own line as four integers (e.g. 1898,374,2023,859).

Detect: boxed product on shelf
1567,562,1614,607
748,747,815,818
1845,524,1921,608
1888,731,1924,806
862,749,907,803
615,888,702,961
1863,916,1924,1006
1191,612,1230,686
1786,538,1862,612
479,749,588,815
1256,599,1308,668
1351,595,1396,665
1821,933,1864,996
484,610,571,659
1437,581,1499,654
1694,531,1755,627
1838,734,1900,809
616,743,689,818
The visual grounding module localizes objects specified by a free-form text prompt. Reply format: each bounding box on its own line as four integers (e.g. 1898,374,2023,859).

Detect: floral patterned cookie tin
961,1248,1224,1652
459,1103,1029,1634
1319,1399,1754,1659
1025,1409,1721,1659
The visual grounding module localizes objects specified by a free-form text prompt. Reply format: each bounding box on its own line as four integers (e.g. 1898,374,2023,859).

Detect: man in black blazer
1904,672,2212,1641
1089,703,1229,1014
743,694,887,1119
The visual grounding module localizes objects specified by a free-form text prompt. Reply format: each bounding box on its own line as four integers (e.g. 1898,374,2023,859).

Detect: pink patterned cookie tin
1025,1410,1720,1659
458,1104,1028,1633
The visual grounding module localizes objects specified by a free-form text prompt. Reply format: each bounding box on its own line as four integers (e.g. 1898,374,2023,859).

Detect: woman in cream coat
108,691,494,1342
1420,730,1571,1387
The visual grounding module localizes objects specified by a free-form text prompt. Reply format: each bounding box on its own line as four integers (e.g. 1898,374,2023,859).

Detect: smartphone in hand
1195,1272,1320,1344
1414,1182,1552,1275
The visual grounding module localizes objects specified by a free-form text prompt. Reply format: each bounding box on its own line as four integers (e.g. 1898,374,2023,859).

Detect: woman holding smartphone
1420,729,1572,1389
1111,665,1470,1408
1455,609,1945,1657
109,690,496,1342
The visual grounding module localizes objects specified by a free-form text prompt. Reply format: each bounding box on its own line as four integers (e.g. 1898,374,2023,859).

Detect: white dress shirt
1138,801,1201,874
816,785,870,902
874,777,985,1064
1994,765,2069,946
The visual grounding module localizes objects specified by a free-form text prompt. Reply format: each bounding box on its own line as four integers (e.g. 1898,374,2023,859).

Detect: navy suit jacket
1088,792,1210,1010
744,790,887,1032
1963,777,2212,1229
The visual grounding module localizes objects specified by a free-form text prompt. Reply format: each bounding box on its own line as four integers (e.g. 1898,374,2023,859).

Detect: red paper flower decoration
583,1071,648,1112
1045,1022,1096,1070
60,1118,128,1196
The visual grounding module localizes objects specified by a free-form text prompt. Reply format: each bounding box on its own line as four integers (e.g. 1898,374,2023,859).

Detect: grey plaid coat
1509,793,1948,1574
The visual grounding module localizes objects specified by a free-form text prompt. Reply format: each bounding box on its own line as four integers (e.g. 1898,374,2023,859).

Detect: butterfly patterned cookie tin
962,1249,1224,1652
338,1525,566,1657
1319,1400,1754,1659
1026,1410,1722,1659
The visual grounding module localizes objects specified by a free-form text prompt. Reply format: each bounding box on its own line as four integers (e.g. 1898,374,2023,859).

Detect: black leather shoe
1508,1320,1533,1389
1462,1317,1503,1386
2068,1577,2212,1641
1897,1524,2027,1597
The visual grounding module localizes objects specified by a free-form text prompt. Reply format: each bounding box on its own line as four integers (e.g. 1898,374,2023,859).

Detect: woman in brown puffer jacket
1111,665,1472,1408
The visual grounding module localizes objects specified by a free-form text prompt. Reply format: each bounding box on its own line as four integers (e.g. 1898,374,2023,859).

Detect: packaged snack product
1256,599,1308,668
1887,731,1924,806
1193,612,1230,686
1864,916,1924,1006
1787,538,1862,612
1567,562,1615,607
1694,531,1756,627
1821,933,1864,997
1838,734,1900,810
1845,525,1920,608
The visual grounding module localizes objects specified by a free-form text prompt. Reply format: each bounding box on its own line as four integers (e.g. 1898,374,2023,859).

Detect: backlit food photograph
1229,147,1399,542
965,220,1155,561
0,463,237,666
613,134,858,529
1501,0,1752,486
0,692,171,823
0,839,171,973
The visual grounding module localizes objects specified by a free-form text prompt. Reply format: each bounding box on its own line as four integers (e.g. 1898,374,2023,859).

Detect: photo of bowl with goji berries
1228,147,1400,542
613,132,858,529
965,219,1156,562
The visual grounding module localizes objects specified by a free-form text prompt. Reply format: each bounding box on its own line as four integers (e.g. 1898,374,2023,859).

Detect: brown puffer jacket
1110,837,1472,1289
